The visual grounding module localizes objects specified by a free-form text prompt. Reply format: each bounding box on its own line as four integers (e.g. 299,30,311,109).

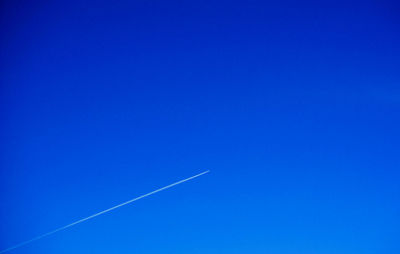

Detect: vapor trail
0,170,210,253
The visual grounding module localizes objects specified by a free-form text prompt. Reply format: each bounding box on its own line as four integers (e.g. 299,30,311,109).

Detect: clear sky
1,1,399,253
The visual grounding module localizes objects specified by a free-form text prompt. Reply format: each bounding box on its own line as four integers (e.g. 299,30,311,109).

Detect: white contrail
0,170,210,253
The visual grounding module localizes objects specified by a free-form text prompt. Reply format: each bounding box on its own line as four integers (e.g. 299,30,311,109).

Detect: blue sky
1,1,399,253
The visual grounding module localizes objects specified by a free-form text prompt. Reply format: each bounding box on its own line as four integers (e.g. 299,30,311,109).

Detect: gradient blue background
1,1,399,253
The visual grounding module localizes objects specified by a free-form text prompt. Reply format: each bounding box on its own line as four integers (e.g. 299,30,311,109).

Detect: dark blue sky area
1,1,399,253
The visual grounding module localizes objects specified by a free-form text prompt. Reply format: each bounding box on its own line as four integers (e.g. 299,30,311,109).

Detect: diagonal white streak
0,170,210,253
